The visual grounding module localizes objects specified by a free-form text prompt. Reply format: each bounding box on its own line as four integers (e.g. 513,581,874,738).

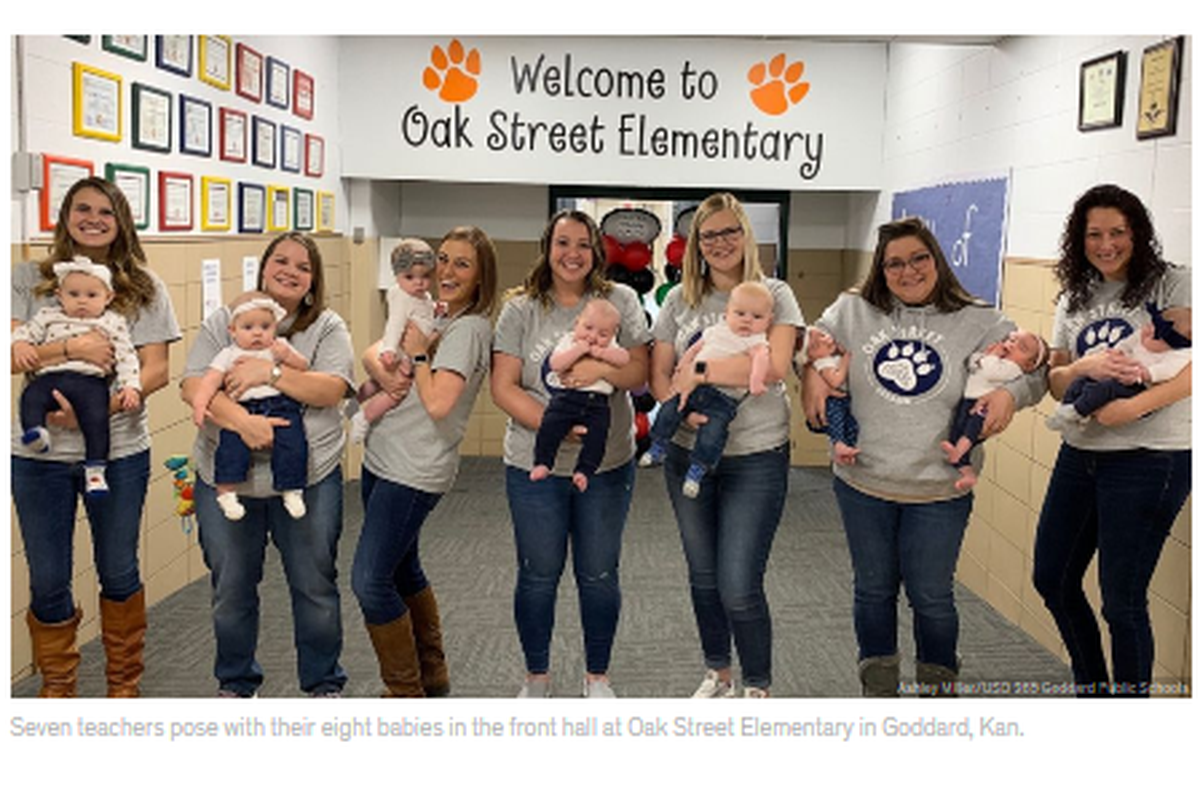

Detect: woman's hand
69,330,116,372
235,412,289,450
400,322,437,361
45,389,79,430
559,356,608,390
1075,349,1144,385
224,356,274,401
972,388,1016,438
12,341,39,372
801,365,840,428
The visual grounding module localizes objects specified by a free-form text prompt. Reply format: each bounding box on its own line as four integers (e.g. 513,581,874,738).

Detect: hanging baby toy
164,455,196,533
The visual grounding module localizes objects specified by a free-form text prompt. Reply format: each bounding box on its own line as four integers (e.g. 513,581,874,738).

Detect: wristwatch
412,353,430,367
269,364,283,386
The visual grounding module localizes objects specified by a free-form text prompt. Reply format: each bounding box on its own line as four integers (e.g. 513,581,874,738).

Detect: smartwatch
412,353,430,367
694,360,708,382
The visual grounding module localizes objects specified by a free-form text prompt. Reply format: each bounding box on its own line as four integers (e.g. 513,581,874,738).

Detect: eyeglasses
698,225,743,245
882,251,934,273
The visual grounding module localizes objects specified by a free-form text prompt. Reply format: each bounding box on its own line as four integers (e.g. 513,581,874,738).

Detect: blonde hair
680,192,764,308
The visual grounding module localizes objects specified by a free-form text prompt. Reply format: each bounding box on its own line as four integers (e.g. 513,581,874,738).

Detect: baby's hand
12,341,39,372
270,340,292,362
118,386,142,411
379,350,399,371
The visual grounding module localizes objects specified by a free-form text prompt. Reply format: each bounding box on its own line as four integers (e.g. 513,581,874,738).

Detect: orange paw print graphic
747,54,810,116
423,39,481,103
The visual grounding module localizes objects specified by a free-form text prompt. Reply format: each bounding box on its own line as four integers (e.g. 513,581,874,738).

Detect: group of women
12,178,1190,699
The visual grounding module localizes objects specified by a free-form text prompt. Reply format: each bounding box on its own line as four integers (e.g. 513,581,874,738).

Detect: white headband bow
231,297,287,322
53,256,112,290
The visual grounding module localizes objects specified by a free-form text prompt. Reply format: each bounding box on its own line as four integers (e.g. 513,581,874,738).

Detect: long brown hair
858,217,978,313
258,232,325,333
37,176,156,315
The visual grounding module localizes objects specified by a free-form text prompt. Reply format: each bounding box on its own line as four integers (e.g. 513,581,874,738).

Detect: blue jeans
195,467,347,696
833,478,972,670
506,460,634,675
13,450,149,622
651,386,740,472
352,468,441,626
1033,445,1190,695
664,442,788,689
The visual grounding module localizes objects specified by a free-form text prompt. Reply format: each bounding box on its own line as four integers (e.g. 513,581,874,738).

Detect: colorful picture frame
198,35,231,91
102,36,147,61
72,62,122,142
104,163,151,230
238,182,266,233
40,154,95,232
201,176,233,231
179,94,213,157
266,56,290,109
280,125,302,173
131,83,172,153
251,116,277,169
159,171,194,231
1137,36,1185,140
219,107,247,163
303,134,324,177
294,188,314,231
293,69,314,120
155,35,193,77
236,43,263,103
267,184,291,232
317,191,335,232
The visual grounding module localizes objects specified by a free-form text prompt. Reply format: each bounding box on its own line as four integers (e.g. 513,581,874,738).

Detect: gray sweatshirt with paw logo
815,293,1046,501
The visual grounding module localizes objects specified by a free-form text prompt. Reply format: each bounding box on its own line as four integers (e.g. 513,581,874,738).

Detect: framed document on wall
1137,36,1184,139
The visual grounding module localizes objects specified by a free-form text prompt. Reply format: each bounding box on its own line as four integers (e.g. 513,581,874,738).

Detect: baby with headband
12,256,142,495
940,329,1048,490
189,291,311,520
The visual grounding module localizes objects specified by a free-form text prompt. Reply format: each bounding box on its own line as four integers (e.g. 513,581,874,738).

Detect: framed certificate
267,184,291,232
198,35,231,90
40,154,95,232
131,83,171,153
102,35,147,61
266,56,290,109
236,43,263,103
304,134,325,177
72,63,122,142
180,94,213,157
294,188,314,231
251,115,276,169
201,176,233,231
239,183,266,234
219,108,247,163
159,171,194,231
1078,50,1126,131
105,163,151,230
293,69,314,119
155,36,192,76
1137,37,1185,139
280,125,302,173
317,190,335,232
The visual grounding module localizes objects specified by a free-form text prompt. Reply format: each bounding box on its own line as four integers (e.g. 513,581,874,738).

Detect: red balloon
635,412,650,440
665,235,686,265
602,235,624,266
623,241,652,270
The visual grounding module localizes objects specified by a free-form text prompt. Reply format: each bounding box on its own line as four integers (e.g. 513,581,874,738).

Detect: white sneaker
21,426,51,454
84,464,109,496
282,490,307,519
692,669,735,698
348,410,370,444
516,678,551,698
743,687,770,698
216,492,246,521
584,678,617,699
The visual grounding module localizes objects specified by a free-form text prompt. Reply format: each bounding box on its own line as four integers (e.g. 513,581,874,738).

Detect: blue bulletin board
891,176,1010,305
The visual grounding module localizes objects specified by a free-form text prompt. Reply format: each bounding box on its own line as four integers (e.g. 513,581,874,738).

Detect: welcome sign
339,37,886,190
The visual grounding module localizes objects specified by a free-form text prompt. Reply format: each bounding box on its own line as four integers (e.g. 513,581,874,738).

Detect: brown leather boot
101,588,146,698
27,607,83,698
366,614,425,698
405,586,450,697
915,661,959,697
858,654,901,697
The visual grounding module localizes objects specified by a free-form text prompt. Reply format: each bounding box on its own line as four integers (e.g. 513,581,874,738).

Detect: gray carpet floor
13,457,1070,698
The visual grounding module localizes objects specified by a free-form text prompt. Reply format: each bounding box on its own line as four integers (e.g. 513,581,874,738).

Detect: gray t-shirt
184,305,354,496
11,261,181,461
363,313,492,494
650,278,804,457
1051,265,1191,452
493,283,652,474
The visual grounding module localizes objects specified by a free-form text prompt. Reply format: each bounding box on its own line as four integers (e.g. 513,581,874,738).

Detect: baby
941,329,1048,490
1047,304,1190,433
12,257,141,495
531,297,631,492
349,239,438,443
189,291,311,521
805,328,859,465
639,281,773,498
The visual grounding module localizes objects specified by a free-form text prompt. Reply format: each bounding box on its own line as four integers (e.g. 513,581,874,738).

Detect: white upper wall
868,35,1191,264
